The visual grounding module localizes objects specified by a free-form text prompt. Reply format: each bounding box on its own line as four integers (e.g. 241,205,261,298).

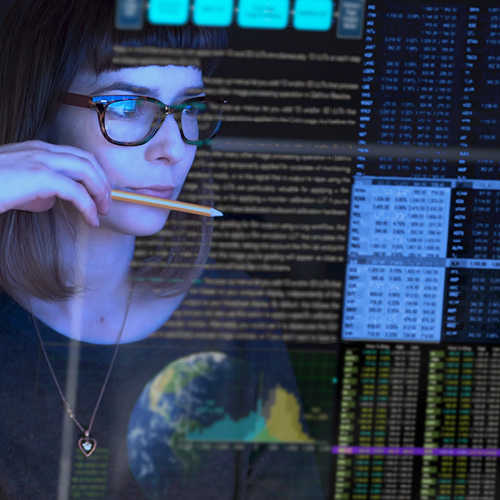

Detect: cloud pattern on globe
127,351,253,500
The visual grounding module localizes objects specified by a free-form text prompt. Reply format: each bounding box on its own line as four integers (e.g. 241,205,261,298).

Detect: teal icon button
193,0,234,26
237,0,290,29
293,0,332,31
148,0,190,25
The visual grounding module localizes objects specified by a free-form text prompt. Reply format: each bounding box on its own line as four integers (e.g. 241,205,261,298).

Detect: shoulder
0,292,25,333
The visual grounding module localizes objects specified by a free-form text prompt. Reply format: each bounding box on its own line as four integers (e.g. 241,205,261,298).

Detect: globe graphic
127,351,251,499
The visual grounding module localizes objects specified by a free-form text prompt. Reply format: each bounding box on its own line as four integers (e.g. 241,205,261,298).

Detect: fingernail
94,216,100,227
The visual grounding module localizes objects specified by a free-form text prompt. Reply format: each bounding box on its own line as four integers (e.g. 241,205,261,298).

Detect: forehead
71,65,204,100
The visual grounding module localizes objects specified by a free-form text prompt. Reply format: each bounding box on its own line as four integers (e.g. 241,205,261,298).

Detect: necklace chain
31,282,135,440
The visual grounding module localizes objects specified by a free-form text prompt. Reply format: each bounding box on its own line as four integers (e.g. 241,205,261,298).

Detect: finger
40,143,111,190
48,152,111,216
15,197,56,212
34,174,101,227
20,150,111,216
5,169,100,227
0,141,112,212
0,141,108,186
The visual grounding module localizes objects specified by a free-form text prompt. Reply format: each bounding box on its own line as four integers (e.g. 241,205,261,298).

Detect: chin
108,207,171,236
131,217,171,237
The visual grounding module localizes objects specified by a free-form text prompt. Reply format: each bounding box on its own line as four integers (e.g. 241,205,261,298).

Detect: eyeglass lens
103,98,222,145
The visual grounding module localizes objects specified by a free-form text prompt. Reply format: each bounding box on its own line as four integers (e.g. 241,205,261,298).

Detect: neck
61,216,137,296
18,207,186,344
20,213,138,344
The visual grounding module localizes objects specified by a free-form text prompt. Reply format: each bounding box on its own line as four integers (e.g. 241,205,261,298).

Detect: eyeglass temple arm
63,93,92,109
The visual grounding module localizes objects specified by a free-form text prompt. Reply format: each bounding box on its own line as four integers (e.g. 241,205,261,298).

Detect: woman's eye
107,101,141,118
183,100,206,116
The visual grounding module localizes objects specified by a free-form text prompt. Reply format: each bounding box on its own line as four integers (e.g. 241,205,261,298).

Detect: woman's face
50,65,203,236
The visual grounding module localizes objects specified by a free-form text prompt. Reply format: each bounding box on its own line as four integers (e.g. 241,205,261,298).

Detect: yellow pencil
111,189,223,217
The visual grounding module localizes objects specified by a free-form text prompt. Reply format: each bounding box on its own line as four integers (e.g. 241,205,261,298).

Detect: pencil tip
211,208,224,217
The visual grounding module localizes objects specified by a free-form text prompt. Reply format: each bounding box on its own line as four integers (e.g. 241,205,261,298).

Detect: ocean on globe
127,351,253,500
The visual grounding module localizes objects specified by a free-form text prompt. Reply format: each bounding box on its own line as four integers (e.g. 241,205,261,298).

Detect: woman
0,0,324,498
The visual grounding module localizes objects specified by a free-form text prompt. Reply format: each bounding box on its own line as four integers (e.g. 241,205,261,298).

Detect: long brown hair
0,0,226,302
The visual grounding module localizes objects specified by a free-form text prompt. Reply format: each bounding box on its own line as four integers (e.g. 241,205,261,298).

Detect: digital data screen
119,1,500,498
5,0,500,498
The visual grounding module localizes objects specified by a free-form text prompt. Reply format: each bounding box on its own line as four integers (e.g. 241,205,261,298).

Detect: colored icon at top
115,0,345,32
237,0,290,30
148,0,190,25
193,0,234,26
293,0,333,31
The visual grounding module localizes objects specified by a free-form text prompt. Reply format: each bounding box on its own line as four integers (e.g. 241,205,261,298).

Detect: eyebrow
88,82,205,100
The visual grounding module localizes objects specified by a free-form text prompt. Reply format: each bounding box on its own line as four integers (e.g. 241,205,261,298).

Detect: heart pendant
78,436,97,457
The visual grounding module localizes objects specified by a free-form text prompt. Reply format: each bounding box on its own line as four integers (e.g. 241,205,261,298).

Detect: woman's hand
0,140,111,227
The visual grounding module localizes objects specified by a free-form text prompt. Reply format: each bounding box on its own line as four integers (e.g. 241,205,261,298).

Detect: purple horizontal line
331,446,500,457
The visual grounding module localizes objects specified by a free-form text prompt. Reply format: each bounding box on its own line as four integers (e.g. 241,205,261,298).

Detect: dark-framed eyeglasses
63,93,226,147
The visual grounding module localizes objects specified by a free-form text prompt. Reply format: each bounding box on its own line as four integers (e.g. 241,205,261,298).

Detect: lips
129,186,176,199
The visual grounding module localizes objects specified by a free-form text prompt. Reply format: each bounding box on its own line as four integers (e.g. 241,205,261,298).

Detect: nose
145,114,187,164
